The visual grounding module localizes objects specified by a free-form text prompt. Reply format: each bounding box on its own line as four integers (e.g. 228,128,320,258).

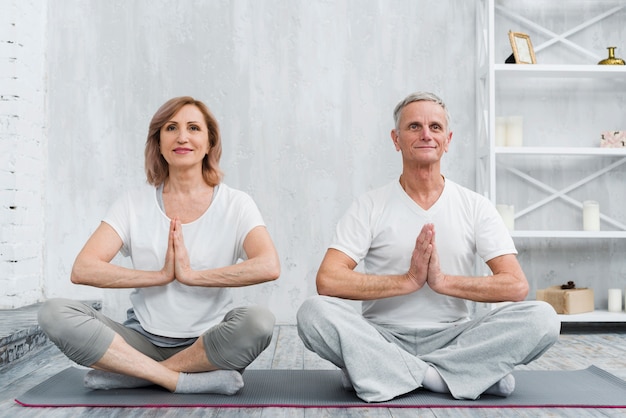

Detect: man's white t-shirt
103,183,264,338
330,178,516,329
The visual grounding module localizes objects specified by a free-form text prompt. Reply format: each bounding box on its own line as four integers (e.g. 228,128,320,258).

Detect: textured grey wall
5,0,624,321
42,0,476,323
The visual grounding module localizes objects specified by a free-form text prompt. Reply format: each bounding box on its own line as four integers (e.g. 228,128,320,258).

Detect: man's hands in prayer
407,223,446,294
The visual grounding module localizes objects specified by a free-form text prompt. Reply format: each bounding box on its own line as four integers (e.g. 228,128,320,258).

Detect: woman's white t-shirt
330,178,516,329
103,183,264,338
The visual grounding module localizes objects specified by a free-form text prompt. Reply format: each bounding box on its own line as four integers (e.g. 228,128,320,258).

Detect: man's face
391,101,452,165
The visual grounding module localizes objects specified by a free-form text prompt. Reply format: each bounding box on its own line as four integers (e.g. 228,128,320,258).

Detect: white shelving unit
476,0,626,322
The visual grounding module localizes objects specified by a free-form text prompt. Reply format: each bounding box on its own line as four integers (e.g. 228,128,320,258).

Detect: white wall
3,0,477,322
4,0,624,321
44,0,478,323
0,1,47,308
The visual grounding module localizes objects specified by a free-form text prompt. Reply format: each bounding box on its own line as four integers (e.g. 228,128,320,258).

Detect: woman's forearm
71,258,172,289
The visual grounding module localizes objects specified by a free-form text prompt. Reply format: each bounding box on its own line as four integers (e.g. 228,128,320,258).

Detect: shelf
494,64,626,80
476,0,626,325
558,310,626,323
511,231,626,239
496,147,626,156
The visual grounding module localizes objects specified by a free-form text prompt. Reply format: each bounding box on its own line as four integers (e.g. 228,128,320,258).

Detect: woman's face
159,104,210,171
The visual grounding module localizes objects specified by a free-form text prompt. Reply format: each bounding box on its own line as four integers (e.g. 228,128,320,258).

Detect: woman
38,97,281,394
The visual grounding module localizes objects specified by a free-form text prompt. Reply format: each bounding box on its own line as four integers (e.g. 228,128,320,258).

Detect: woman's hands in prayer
162,218,196,286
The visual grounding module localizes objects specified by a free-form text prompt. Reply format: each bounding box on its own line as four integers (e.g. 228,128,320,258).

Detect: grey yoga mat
15,366,626,408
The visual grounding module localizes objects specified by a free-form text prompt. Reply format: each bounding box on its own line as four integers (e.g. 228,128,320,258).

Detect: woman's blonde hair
144,96,223,186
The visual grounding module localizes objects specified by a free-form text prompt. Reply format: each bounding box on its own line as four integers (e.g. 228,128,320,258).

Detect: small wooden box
536,286,594,315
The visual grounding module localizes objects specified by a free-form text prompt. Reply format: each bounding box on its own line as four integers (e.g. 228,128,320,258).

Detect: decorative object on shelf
600,131,626,148
536,285,594,314
506,116,523,146
494,116,523,147
496,204,515,231
597,47,625,65
561,281,576,290
508,31,536,64
504,53,516,64
608,288,623,312
582,200,600,231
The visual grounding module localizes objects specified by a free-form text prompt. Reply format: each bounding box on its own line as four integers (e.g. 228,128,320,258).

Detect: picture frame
508,31,536,64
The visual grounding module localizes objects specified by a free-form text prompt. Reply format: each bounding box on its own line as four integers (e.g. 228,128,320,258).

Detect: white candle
583,200,600,231
495,117,507,146
506,116,523,147
608,289,622,312
496,204,515,231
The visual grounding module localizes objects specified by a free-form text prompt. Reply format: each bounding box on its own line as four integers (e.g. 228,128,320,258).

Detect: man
296,91,560,402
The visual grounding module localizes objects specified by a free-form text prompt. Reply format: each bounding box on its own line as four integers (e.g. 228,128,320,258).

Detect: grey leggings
38,298,275,370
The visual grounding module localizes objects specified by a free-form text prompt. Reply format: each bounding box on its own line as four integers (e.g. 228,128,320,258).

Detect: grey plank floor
2,324,626,417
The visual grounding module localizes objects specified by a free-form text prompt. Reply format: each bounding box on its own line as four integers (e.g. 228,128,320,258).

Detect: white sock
84,370,153,390
422,366,515,398
174,370,243,395
422,366,450,394
483,374,515,397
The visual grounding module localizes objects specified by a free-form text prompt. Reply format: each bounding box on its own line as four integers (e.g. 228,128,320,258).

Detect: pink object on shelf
600,131,626,148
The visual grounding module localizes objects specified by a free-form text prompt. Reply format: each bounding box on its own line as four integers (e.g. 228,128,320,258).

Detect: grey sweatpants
297,295,560,402
38,298,275,370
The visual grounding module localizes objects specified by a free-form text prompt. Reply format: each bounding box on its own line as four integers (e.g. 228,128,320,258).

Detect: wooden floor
2,324,626,418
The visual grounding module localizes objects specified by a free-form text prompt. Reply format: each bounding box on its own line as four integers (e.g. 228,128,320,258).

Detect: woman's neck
164,168,209,195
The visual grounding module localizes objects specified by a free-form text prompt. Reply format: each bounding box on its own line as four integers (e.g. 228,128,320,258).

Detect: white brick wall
0,1,47,308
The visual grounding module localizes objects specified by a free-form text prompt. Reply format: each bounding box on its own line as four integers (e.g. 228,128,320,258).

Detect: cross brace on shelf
495,3,625,61
502,157,626,231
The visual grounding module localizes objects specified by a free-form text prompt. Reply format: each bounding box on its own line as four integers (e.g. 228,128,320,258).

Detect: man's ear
444,131,453,152
391,129,400,151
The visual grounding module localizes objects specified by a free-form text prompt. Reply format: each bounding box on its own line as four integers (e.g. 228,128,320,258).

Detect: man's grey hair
393,92,450,130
